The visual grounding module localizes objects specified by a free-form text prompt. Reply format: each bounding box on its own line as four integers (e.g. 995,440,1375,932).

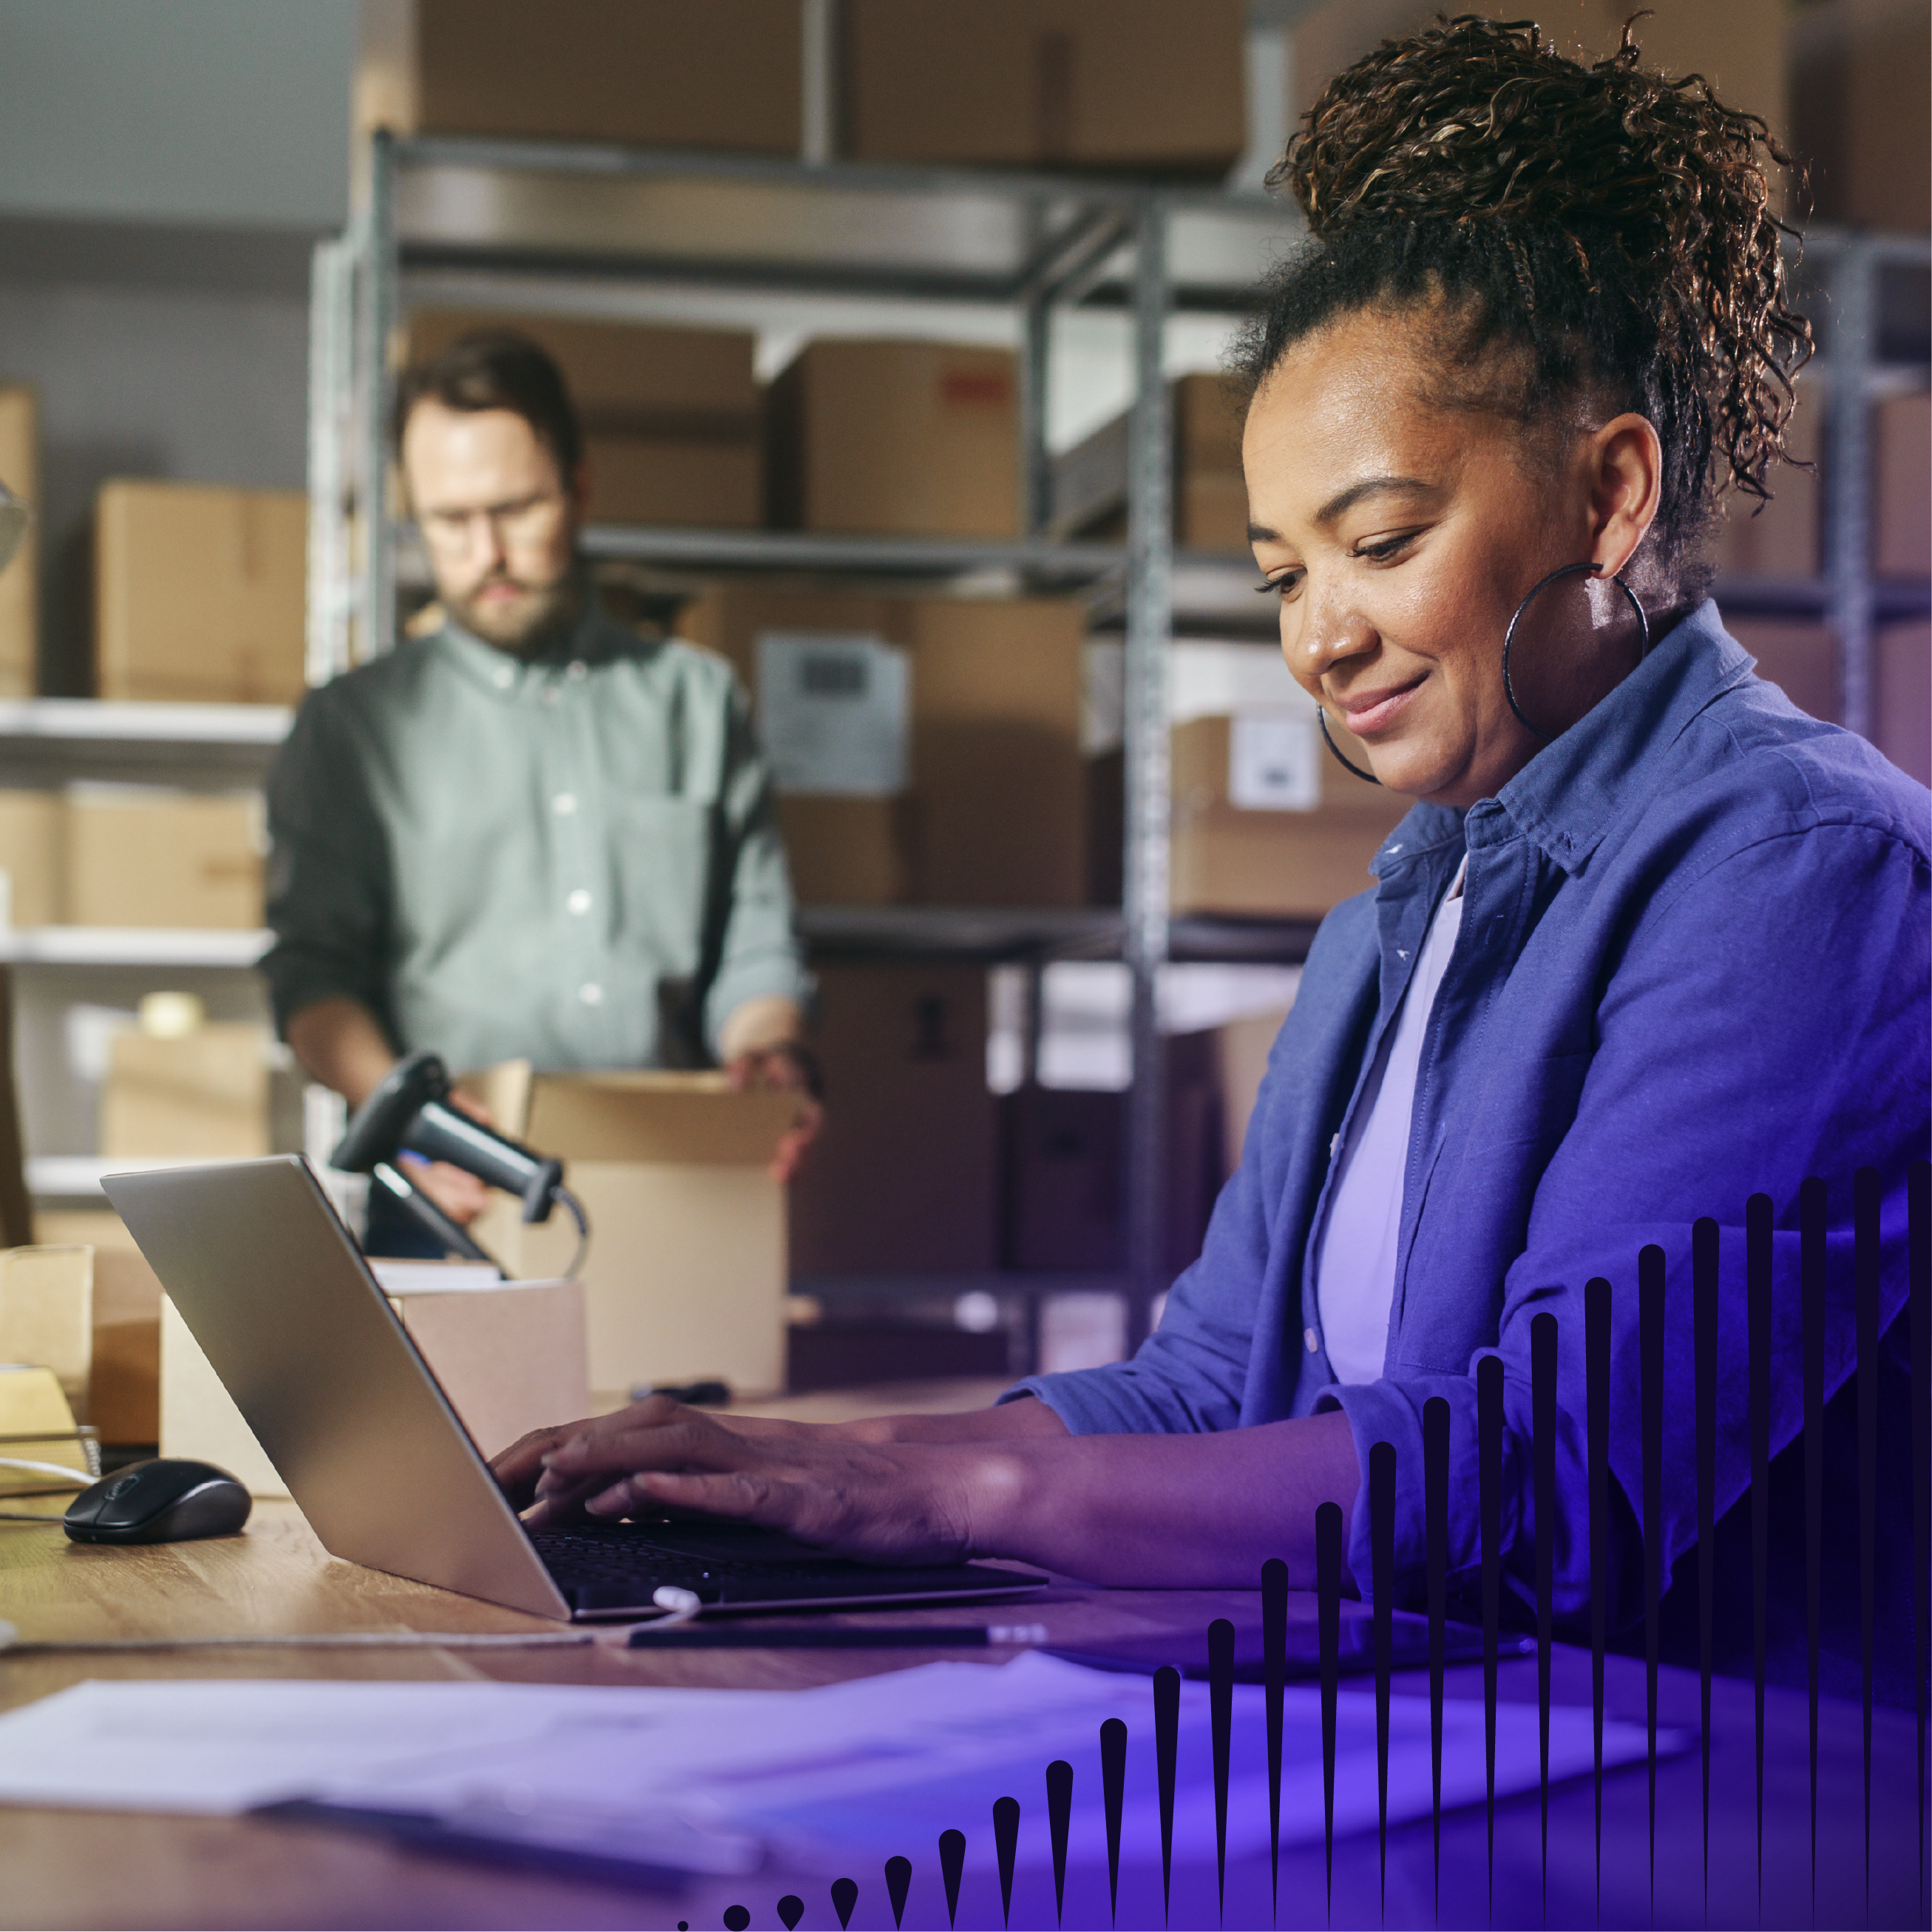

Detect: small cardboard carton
462,1065,800,1400
161,1264,589,1499
27,1209,164,1445
65,787,265,929
0,387,38,698
100,1023,273,1161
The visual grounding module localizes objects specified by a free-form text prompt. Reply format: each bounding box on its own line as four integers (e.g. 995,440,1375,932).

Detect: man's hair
392,328,583,478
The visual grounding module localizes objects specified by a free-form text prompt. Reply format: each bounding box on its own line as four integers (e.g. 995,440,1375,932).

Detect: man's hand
490,1395,984,1566
725,1041,824,1183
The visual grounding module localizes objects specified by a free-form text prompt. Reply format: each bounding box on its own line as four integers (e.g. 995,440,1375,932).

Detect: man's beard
445,566,583,657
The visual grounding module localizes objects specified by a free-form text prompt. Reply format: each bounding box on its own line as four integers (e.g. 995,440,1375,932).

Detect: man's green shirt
262,607,807,1074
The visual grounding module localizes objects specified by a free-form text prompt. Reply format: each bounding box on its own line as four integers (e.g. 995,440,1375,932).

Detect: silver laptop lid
104,1156,571,1621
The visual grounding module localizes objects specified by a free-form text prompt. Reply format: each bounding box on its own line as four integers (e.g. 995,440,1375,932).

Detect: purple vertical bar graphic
1100,1718,1127,1927
1371,1440,1397,1922
1155,1664,1180,1925
1210,1616,1236,1922
1641,1240,1666,1924
1800,1173,1826,1925
1695,1214,1719,1923
1263,1556,1289,1922
1854,1165,1880,1920
1424,1395,1451,1923
1318,1498,1345,1924
1747,1190,1773,1922
1478,1352,1504,1916
886,1854,912,1931
939,1828,966,1931
1532,1309,1558,1924
993,1797,1020,1929
1912,1159,1931,1927
1046,1760,1072,1928
1587,1275,1613,1922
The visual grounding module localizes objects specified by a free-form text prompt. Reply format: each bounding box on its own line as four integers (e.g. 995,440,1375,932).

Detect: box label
756,631,909,797
1227,709,1321,811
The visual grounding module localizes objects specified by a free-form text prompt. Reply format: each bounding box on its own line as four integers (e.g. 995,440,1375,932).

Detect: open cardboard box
461,1064,802,1400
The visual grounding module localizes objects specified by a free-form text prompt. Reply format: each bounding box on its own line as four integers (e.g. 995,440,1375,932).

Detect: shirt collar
1370,598,1749,883
433,598,649,698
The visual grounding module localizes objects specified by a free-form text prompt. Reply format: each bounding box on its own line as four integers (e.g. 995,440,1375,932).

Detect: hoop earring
1502,561,1651,744
1316,705,1382,785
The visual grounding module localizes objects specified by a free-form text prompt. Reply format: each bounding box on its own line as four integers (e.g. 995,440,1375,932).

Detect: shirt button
578,982,604,1006
540,686,558,706
567,889,592,915
1304,1326,1320,1354
566,660,588,681
1329,1132,1342,1159
552,793,577,816
492,665,513,690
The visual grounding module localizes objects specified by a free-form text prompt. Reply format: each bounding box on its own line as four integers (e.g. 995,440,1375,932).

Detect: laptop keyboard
527,1524,1045,1613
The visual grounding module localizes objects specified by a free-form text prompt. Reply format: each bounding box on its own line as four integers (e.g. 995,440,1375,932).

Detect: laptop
104,1156,1048,1622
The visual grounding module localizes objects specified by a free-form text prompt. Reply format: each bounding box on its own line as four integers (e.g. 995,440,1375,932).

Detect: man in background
264,331,816,1245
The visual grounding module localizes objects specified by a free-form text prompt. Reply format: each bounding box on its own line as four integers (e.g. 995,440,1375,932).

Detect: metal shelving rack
309,128,1931,1349
311,132,1300,1347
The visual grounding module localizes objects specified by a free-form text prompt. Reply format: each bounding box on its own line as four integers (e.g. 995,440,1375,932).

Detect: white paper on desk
313,1653,1681,1877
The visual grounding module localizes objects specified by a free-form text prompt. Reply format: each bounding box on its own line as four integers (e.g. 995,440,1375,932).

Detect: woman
497,19,1928,1689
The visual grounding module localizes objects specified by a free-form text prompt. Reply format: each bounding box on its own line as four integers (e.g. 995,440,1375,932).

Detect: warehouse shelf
0,927,270,969
796,904,1318,966
0,697,292,784
24,1155,205,1200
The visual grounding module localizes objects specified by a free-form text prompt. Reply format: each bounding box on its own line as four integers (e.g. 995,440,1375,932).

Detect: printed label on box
756,631,909,797
1227,709,1320,811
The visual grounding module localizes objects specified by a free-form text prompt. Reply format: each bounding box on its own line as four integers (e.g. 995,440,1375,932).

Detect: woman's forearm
959,1409,1362,1589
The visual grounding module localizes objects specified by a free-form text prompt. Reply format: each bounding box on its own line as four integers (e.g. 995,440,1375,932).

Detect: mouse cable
555,1183,591,1278
0,1589,703,1655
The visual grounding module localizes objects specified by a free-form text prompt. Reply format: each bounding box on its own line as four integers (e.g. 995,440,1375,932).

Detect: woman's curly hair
1232,13,1812,580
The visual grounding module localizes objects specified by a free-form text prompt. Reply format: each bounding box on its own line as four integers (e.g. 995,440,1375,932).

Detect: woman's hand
491,1395,997,1566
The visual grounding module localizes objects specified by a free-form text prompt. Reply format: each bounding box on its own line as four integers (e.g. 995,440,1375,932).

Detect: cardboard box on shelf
0,1246,92,1414
766,341,1020,539
1710,384,1821,581
0,790,61,928
1876,393,1931,580
359,0,802,154
789,963,999,1278
1790,0,1931,233
95,481,307,705
0,387,38,697
100,1023,273,1161
845,0,1247,174
1727,620,1839,725
403,313,763,529
1167,711,1410,918
681,583,1087,906
461,1065,799,1398
1876,623,1931,787
30,1209,163,1445
65,788,264,929
161,1267,590,1497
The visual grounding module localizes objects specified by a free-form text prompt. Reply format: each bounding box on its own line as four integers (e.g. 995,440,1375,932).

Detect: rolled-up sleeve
260,690,396,1044
1321,821,1929,1624
699,678,810,1055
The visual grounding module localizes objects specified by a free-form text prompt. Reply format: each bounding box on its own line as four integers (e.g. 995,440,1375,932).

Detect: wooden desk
2,1488,1923,1928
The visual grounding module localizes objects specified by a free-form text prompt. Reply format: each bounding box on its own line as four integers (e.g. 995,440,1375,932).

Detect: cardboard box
1728,620,1839,724
462,1065,799,1397
789,964,999,1278
1877,623,1931,787
0,1245,92,1413
1216,1006,1292,1173
1167,712,1410,918
1001,1031,1224,1275
1876,393,1930,580
65,787,264,929
1051,374,1253,553
1791,0,1931,232
404,312,763,529
359,0,802,155
845,0,1247,174
100,1023,273,1161
95,481,307,705
1711,384,1821,581
0,387,38,698
163,1268,590,1497
767,342,1020,539
34,1209,166,1446
0,789,61,928
682,584,1087,905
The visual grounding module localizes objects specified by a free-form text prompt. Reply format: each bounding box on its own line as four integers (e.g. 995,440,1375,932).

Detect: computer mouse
63,1459,252,1545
